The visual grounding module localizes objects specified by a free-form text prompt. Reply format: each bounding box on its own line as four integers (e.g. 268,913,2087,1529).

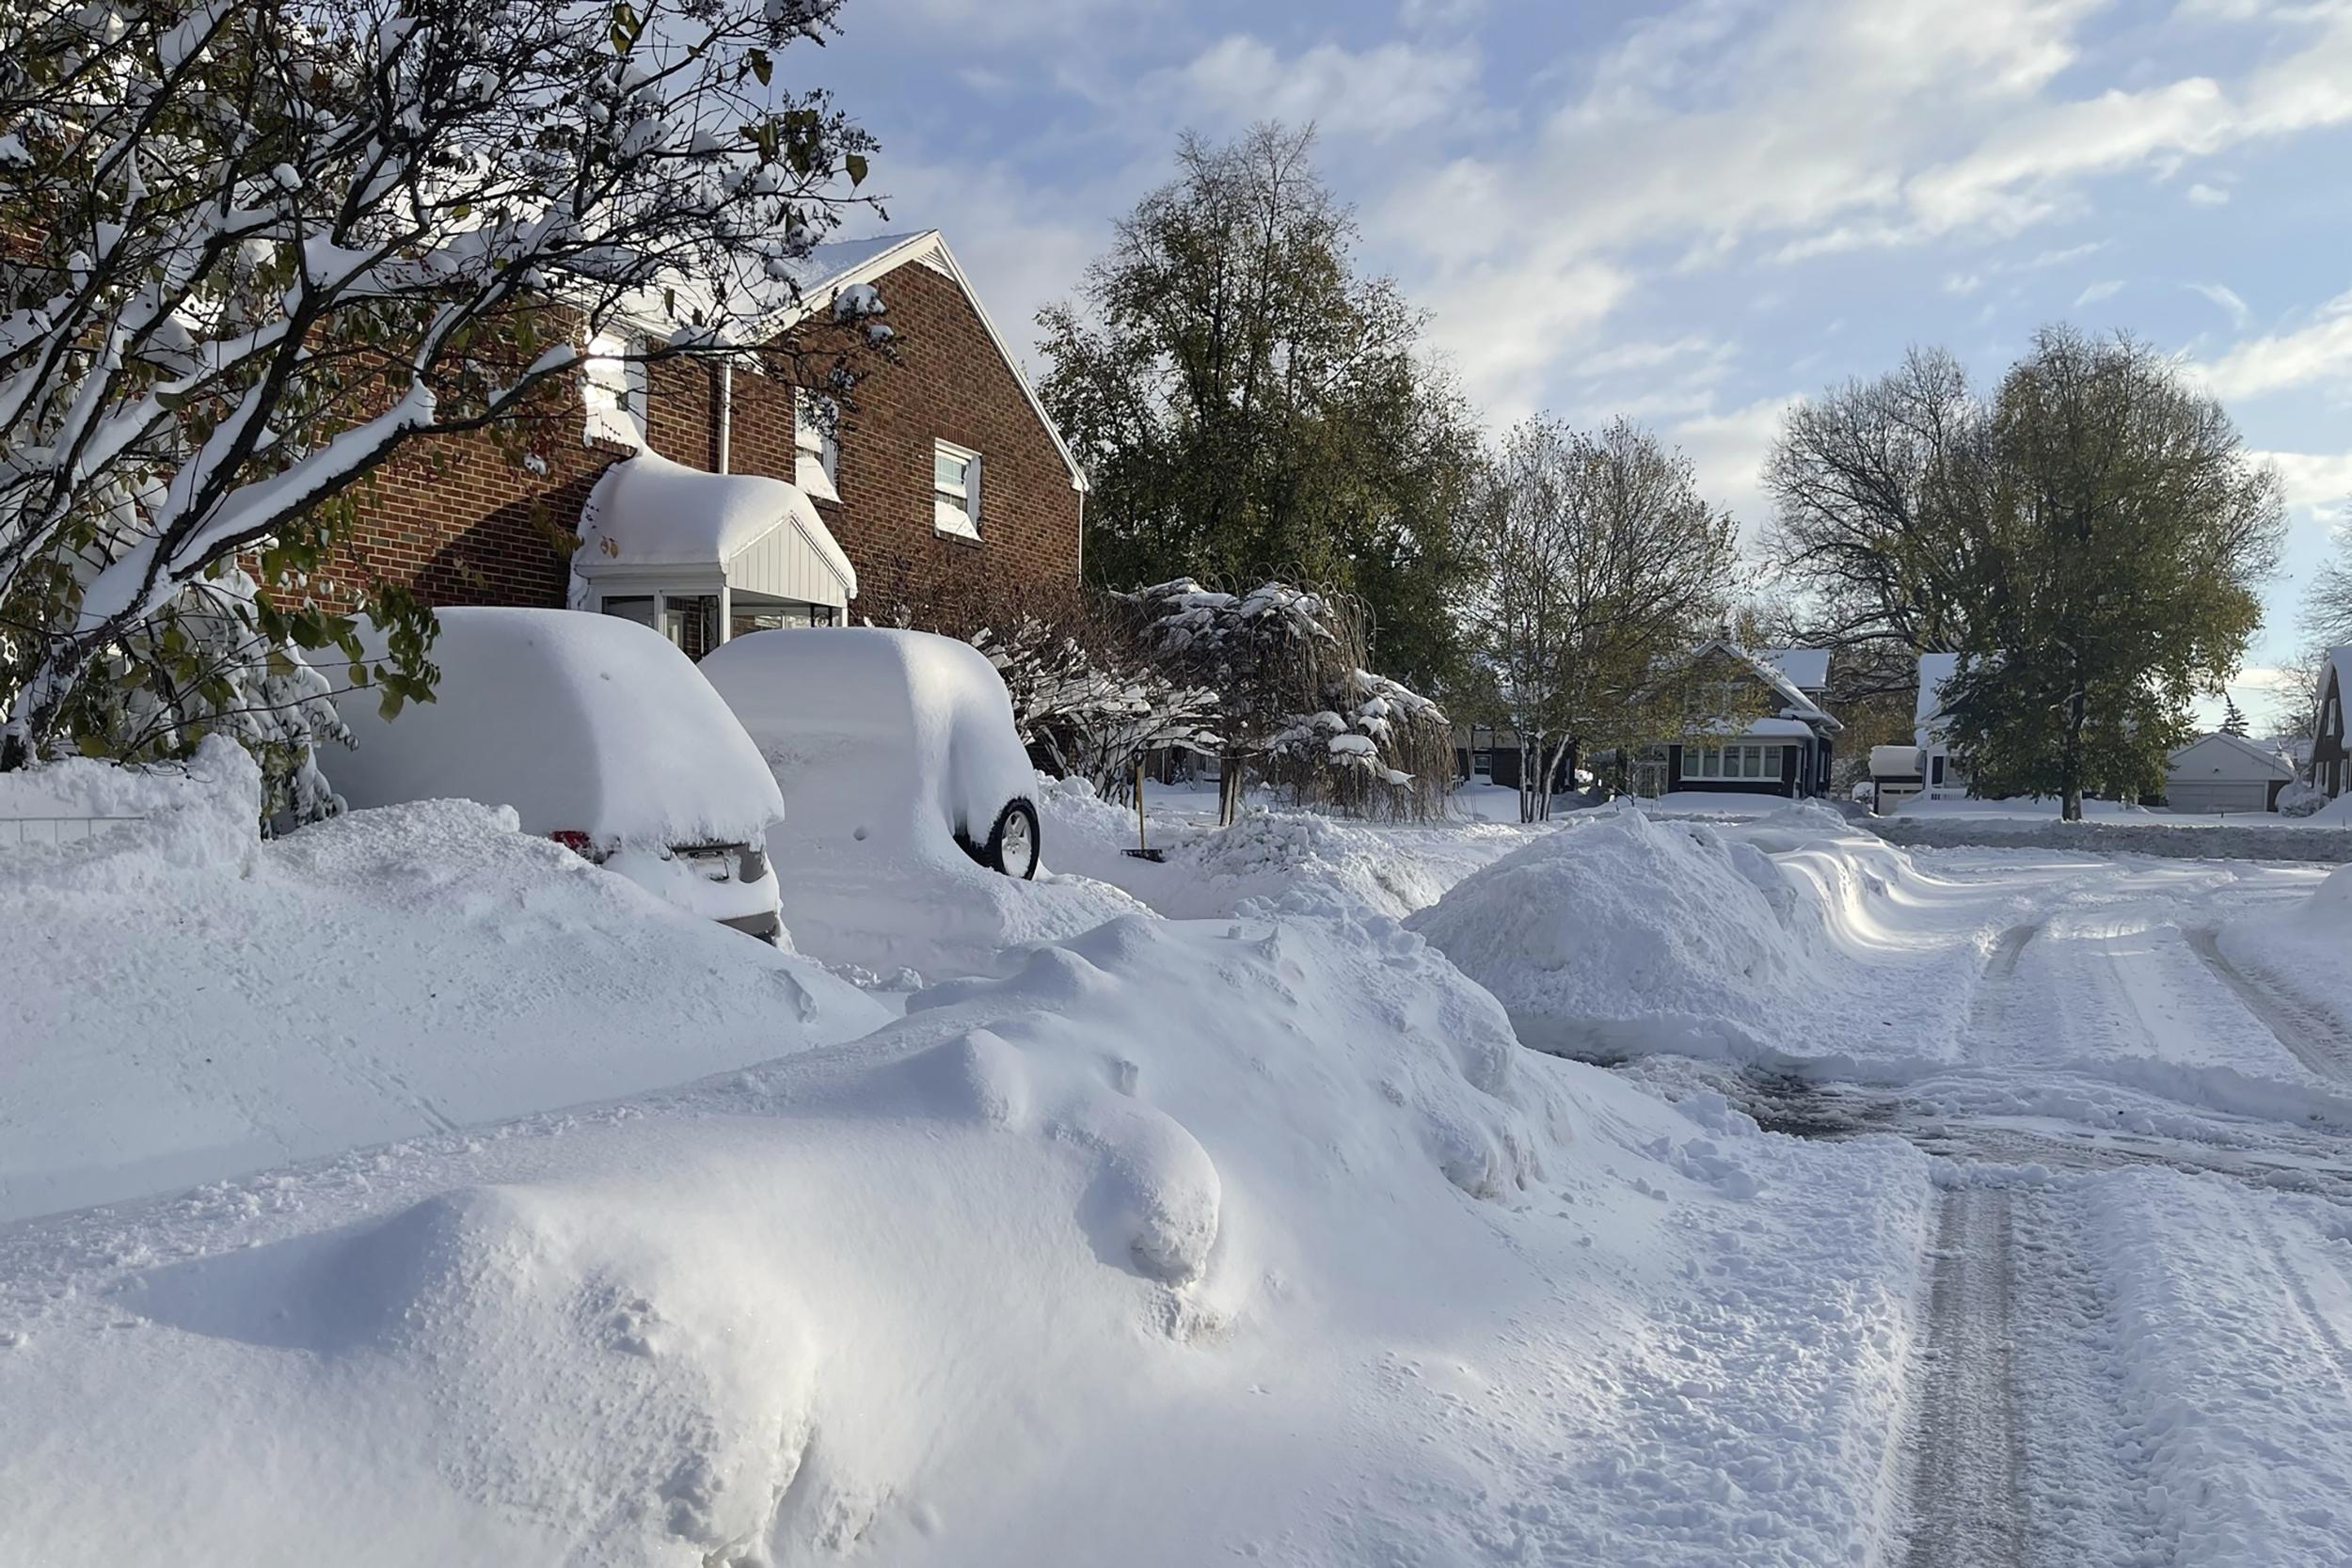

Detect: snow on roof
1915,652,1962,728
577,450,855,602
1757,647,1830,691
2166,731,2296,778
1690,639,1841,732
1870,743,1924,776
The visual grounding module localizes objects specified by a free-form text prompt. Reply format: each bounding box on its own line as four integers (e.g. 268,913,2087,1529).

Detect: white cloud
2186,181,2232,205
2074,277,2125,306
1159,35,1480,140
1671,395,1803,537
2186,280,2253,328
2252,448,2352,520
2203,286,2352,399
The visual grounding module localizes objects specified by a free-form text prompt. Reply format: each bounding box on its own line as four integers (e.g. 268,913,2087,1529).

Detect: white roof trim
751,230,1089,495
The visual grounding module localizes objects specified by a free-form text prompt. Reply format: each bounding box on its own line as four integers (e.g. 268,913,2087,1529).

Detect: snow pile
0,903,1938,1567
2216,863,2352,1049
0,741,884,1221
1036,780,1534,922
1870,802,2352,863
1406,806,1983,1067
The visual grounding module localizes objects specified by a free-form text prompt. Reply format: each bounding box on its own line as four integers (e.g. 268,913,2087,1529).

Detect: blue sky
810,0,2352,724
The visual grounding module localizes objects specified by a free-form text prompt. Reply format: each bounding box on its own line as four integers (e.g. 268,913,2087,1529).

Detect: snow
327,608,784,852
1871,797,2352,863
701,629,1143,977
0,738,882,1222
0,891,1938,1567
2168,730,2296,780
13,721,2352,1565
576,448,855,595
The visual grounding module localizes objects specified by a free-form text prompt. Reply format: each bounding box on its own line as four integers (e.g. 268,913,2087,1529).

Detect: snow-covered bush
14,563,351,828
1121,578,1452,823
967,615,1218,800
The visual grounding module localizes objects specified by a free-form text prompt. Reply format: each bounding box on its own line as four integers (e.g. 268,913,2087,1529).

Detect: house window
1683,743,1783,782
933,439,981,540
581,332,646,448
660,594,719,661
730,602,837,639
795,391,840,502
600,594,655,628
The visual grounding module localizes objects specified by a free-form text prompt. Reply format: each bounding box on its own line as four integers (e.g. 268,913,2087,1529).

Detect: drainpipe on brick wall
1075,483,1085,583
714,363,733,474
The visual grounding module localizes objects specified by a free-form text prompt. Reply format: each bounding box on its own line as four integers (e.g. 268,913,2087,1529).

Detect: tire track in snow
1901,1185,2024,1568
2244,1196,2352,1401
1965,923,2041,1041
2185,927,2352,1087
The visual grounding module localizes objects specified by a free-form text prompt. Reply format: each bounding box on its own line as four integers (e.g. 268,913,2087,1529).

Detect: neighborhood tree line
0,0,2309,826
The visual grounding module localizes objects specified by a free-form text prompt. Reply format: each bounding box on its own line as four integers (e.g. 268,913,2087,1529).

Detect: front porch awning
576,450,857,610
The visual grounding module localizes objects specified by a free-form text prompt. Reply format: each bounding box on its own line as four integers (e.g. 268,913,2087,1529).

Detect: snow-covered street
5,773,2350,1566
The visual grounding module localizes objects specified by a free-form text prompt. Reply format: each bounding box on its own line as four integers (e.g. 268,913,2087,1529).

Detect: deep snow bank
0,904,1935,1568
1038,775,1534,920
2216,863,2352,1052
1406,805,1992,1069
0,739,885,1221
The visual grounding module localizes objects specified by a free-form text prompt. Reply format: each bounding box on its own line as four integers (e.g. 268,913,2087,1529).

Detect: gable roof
2166,730,2294,779
576,450,856,602
754,230,1089,496
1689,639,1842,733
1757,647,1830,691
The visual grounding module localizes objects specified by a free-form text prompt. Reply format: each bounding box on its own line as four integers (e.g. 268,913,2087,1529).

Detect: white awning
577,450,856,609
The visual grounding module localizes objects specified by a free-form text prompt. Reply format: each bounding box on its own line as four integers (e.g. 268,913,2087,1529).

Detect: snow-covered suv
323,608,787,942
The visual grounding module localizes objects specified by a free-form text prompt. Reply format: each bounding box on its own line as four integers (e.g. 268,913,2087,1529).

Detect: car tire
985,797,1041,879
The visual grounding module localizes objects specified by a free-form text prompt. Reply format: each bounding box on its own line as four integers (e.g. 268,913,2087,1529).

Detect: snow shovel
1123,759,1167,862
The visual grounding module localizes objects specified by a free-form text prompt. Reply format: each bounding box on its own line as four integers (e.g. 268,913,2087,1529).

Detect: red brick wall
323,252,1082,617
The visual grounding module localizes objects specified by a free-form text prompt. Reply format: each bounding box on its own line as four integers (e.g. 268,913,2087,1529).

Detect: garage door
2167,778,2270,813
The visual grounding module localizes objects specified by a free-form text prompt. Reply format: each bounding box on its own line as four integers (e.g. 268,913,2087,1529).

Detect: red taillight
550,830,595,858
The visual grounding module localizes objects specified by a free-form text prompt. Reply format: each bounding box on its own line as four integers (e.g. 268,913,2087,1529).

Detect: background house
2163,732,2295,814
2315,647,2349,802
321,230,1086,655
1914,652,1968,799
1649,641,1841,800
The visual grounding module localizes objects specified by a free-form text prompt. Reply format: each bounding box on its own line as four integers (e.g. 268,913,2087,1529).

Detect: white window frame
581,331,646,449
1682,742,1783,783
933,438,981,540
794,389,840,502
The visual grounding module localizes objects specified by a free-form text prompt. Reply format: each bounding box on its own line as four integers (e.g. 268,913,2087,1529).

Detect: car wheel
986,798,1041,879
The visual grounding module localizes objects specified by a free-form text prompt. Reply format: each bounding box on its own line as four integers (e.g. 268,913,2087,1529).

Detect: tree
2218,692,2250,737
2305,516,2352,650
0,0,879,774
1763,346,1990,657
1118,578,1451,825
1459,417,1740,821
1037,123,1481,693
1940,327,2284,817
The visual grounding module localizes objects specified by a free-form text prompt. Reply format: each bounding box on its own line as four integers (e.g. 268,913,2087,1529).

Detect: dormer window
933,439,981,540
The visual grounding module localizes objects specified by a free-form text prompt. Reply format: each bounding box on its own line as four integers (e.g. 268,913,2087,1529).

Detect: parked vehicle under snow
698,626,1041,879
323,608,787,942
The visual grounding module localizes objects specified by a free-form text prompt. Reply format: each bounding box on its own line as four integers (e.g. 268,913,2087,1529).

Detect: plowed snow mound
1406,806,1979,1066
0,738,886,1221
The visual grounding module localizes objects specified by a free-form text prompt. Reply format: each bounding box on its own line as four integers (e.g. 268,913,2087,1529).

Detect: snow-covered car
323,608,787,942
694,628,1141,980
698,626,1041,879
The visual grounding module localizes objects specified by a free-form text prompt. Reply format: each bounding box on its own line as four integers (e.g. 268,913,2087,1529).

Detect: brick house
330,230,1087,656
